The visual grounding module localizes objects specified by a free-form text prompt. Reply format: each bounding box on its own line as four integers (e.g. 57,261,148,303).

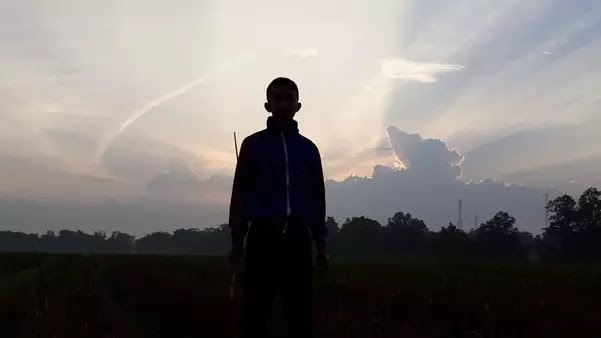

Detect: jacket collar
266,116,299,134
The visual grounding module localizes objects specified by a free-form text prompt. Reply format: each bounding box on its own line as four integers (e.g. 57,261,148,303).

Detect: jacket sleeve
228,139,251,247
311,145,327,250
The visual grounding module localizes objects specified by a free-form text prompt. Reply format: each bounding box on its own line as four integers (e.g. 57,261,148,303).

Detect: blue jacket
229,117,327,249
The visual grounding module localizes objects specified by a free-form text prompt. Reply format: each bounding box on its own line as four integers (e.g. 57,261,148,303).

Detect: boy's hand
228,245,243,302
229,244,244,266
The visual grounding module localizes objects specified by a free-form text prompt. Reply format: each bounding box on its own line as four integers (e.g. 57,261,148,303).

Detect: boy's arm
228,139,251,253
312,146,327,251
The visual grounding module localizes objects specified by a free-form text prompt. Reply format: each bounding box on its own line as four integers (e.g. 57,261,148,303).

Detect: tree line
0,187,599,261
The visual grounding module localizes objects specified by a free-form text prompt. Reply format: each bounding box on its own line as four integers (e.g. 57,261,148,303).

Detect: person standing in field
228,77,329,338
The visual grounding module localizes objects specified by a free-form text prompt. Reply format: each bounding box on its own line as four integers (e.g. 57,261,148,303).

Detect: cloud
100,133,206,183
503,155,601,195
386,126,464,180
97,77,206,158
381,58,465,83
101,146,168,183
0,151,137,202
44,128,97,157
144,158,230,205
287,48,319,58
462,123,601,181
326,126,555,234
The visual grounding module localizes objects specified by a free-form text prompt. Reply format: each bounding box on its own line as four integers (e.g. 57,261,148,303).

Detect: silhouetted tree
106,231,135,253
337,216,383,258
542,190,601,259
478,211,518,235
385,212,429,255
325,216,340,252
577,187,601,231
136,232,172,254
475,211,521,258
573,188,601,258
433,223,473,257
542,194,578,258
326,217,340,236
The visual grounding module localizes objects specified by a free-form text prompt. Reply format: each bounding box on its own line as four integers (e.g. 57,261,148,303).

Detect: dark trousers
241,221,314,338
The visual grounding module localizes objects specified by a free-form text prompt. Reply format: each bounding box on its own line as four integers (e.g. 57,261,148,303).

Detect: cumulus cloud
327,126,555,234
381,58,465,83
386,126,464,180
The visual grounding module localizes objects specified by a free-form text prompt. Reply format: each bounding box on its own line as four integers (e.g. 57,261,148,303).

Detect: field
1,253,600,338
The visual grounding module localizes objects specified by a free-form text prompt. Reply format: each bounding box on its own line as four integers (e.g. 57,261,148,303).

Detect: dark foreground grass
1,253,600,338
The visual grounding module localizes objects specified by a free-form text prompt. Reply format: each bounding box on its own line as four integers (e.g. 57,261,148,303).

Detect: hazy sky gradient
1,0,600,233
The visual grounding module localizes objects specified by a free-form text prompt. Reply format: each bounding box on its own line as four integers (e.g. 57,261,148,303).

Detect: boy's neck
267,116,298,132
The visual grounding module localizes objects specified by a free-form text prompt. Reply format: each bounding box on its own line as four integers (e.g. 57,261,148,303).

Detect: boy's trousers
240,219,314,338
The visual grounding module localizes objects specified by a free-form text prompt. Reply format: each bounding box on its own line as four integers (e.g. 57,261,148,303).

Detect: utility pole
474,214,479,230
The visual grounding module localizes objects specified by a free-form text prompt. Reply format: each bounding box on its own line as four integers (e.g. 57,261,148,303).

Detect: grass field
1,253,600,338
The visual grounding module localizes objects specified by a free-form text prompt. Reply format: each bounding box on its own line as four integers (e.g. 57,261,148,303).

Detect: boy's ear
264,102,271,112
296,102,302,112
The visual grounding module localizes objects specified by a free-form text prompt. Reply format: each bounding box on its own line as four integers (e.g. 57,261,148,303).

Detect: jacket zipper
281,133,291,233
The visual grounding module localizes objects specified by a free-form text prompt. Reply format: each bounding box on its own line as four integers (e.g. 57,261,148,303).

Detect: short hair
266,77,299,100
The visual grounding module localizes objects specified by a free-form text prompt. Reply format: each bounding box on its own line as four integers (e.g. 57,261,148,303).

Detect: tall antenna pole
474,214,479,230
457,199,463,230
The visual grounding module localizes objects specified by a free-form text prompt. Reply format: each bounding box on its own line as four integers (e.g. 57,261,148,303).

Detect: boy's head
265,77,301,121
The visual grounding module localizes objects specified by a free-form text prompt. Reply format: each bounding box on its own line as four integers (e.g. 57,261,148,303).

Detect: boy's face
264,86,301,121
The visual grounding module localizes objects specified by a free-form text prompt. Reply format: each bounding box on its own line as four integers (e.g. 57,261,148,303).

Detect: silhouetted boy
229,77,328,338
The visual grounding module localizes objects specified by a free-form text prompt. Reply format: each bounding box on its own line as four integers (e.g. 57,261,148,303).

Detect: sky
1,0,600,235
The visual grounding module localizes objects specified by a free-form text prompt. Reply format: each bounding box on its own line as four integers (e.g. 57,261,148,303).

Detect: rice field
1,253,600,338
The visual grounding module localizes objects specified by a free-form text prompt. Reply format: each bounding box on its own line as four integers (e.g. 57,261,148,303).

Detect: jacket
229,116,327,249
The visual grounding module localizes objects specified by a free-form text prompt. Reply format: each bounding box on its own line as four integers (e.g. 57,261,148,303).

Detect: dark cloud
462,123,601,181
144,158,230,204
444,123,534,153
503,155,601,195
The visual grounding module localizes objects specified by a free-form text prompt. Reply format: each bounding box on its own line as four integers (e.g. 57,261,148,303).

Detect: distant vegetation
0,187,600,261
